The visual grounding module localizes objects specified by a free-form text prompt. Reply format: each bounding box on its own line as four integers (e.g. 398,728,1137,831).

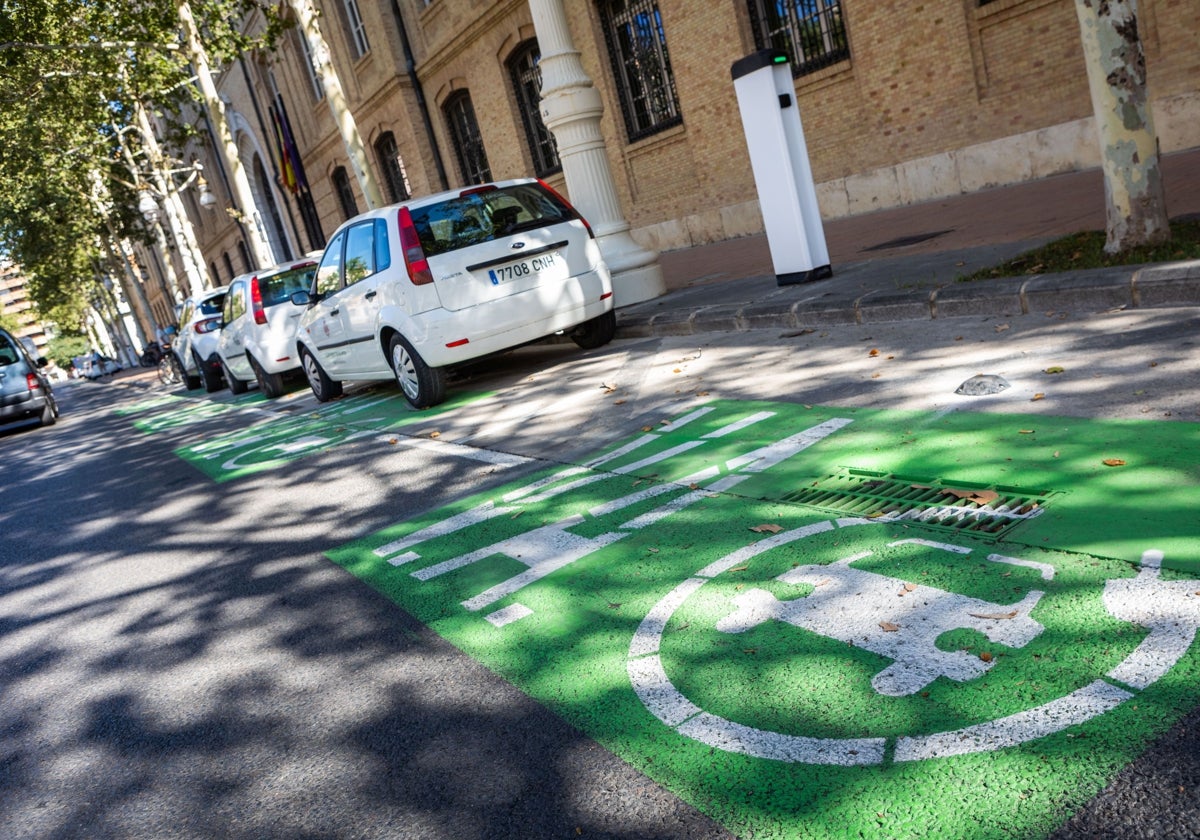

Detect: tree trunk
1073,0,1170,254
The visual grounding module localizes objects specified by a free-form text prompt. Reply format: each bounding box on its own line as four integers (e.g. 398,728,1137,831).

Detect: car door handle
365,290,377,300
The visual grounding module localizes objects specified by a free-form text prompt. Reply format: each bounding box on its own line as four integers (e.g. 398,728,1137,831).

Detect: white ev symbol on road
628,521,1200,766
716,540,1046,697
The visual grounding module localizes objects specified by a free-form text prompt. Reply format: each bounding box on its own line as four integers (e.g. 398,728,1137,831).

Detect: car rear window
259,267,317,307
198,295,225,317
410,183,577,258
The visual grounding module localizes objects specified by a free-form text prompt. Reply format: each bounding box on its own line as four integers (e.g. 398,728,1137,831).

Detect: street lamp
198,176,217,209
137,189,160,225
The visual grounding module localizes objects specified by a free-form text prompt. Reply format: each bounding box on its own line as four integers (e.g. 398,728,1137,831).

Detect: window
375,132,411,203
315,229,347,296
747,0,849,76
224,280,247,323
342,0,370,59
507,40,561,177
333,167,359,220
444,91,492,185
294,30,324,101
222,252,235,281
598,0,682,142
344,222,378,285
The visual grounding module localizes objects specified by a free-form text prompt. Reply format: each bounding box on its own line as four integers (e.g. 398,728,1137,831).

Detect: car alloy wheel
388,334,446,409
222,358,249,395
301,348,342,402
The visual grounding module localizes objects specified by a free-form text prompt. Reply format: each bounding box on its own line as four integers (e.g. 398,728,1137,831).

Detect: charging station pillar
732,50,831,286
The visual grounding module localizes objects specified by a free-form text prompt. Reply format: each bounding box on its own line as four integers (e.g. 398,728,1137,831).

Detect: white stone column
528,0,665,306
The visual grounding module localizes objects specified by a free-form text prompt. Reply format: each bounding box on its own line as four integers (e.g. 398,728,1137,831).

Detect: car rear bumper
414,266,613,367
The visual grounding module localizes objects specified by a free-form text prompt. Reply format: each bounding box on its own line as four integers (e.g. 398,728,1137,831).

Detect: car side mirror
36,357,48,368
291,290,315,306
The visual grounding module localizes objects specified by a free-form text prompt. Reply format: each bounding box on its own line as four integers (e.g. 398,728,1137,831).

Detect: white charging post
732,50,831,286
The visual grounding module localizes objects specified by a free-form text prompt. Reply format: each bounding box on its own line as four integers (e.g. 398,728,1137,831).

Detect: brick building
172,0,1199,288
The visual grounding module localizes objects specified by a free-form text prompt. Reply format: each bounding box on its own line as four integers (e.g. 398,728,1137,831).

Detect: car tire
38,398,58,427
221,358,249,395
389,334,446,409
300,347,342,402
194,350,223,394
178,354,201,390
250,356,285,399
570,309,617,350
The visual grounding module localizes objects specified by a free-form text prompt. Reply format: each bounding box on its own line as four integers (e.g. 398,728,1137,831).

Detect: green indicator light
773,55,788,63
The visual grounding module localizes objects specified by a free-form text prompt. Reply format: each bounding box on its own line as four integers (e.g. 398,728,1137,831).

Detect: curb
615,261,1200,338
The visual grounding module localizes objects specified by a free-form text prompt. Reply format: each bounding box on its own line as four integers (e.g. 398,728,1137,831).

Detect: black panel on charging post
731,50,790,81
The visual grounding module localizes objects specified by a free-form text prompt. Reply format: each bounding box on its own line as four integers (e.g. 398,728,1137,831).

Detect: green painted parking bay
328,400,1200,839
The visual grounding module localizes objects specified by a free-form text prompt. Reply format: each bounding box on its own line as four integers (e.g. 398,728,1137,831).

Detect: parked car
74,354,123,380
216,257,320,398
174,285,229,392
293,178,615,408
0,326,59,430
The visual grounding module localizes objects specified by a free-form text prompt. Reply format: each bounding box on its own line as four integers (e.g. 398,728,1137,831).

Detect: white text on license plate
488,251,561,285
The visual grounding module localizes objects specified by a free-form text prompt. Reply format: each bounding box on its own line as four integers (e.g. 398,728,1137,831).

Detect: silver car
0,327,58,431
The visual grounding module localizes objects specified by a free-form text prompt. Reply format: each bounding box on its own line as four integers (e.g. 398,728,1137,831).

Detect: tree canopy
0,0,283,331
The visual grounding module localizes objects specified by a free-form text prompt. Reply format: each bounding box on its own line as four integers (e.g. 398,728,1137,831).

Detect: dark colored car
0,327,59,431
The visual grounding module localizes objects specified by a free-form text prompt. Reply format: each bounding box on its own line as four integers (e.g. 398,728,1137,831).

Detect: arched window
597,0,682,142
507,40,560,177
747,0,849,76
375,132,411,203
332,166,359,220
444,91,492,186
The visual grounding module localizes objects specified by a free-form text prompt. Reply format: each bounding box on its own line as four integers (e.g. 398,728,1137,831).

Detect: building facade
168,0,1200,289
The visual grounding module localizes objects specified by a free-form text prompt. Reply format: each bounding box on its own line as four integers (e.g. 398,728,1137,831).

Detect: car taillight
397,206,433,286
459,185,497,197
195,317,222,334
537,179,595,239
25,372,38,391
250,276,267,325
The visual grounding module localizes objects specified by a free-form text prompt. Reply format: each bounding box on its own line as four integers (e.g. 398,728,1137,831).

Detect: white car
293,178,615,408
174,286,230,392
216,257,320,398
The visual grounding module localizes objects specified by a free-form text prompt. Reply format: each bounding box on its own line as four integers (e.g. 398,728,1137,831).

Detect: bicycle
157,349,183,387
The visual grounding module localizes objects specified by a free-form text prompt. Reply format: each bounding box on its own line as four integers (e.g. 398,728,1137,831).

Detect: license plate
487,251,563,285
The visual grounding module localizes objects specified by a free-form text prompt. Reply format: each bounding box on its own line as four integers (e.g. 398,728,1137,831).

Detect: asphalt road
2,306,1198,839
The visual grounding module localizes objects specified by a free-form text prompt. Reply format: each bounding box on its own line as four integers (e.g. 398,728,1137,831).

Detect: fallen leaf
750,524,783,534
729,565,749,572
1103,458,1126,466
387,438,398,445
954,336,964,341
695,390,710,396
879,621,901,632
1044,366,1065,374
614,399,626,405
869,348,879,357
672,368,682,373
871,372,881,379
429,430,440,438
887,355,895,360
608,602,621,609
980,651,994,662
1149,361,1158,367
995,323,1010,333
510,510,524,519
743,648,757,654
601,383,617,394
866,511,885,519
969,610,1018,620
647,547,659,554
1031,393,1045,401
641,426,653,432
940,488,999,505
1053,451,1060,458
688,483,700,490
1019,429,1035,434
903,582,916,592
660,419,670,425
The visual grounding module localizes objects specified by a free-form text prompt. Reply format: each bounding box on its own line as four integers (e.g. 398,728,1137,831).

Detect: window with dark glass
332,166,358,220
747,0,849,76
444,91,492,186
597,0,682,142
375,132,411,203
507,40,561,177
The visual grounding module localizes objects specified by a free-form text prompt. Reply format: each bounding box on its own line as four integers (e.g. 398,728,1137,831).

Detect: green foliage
958,219,1200,281
0,0,287,325
46,334,90,369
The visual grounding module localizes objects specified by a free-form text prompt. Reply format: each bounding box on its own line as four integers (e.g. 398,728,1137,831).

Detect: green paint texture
327,400,1200,839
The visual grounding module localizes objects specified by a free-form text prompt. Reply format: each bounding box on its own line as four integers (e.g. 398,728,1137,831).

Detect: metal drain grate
781,468,1053,538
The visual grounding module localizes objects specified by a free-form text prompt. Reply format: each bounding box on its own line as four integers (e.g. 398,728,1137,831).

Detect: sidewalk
617,147,1200,337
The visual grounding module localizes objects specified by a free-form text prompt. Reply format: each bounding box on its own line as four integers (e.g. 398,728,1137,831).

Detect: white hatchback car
174,286,229,392
293,178,615,408
216,257,320,398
